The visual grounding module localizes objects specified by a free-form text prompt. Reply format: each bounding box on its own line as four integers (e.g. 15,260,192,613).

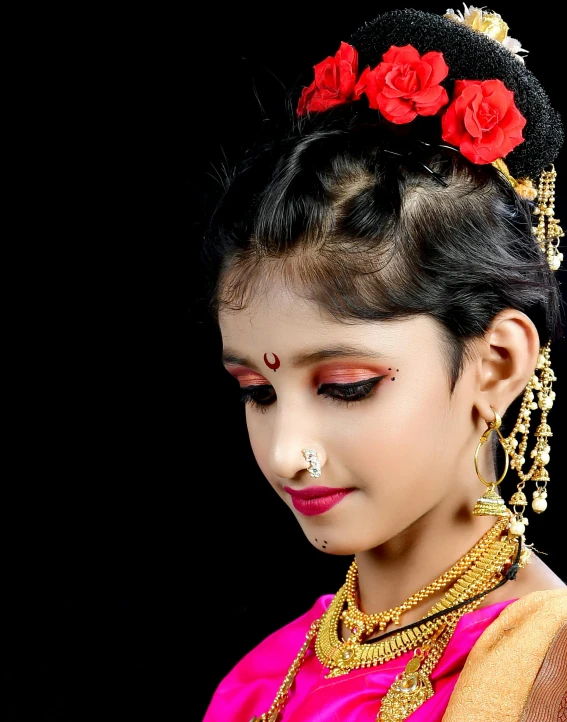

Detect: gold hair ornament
532,165,564,271
491,158,537,201
490,160,563,269
445,8,564,264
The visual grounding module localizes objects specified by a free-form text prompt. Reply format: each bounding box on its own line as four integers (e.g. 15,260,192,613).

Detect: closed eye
317,375,384,404
239,385,276,408
239,375,385,412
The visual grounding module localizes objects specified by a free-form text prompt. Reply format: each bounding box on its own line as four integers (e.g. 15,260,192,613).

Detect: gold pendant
377,656,434,721
325,640,363,677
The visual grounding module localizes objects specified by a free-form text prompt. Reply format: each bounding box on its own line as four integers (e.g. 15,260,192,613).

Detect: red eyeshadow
225,365,269,386
314,363,390,385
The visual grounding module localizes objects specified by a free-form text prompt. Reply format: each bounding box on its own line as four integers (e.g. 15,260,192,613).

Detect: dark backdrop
190,5,567,719
5,4,565,722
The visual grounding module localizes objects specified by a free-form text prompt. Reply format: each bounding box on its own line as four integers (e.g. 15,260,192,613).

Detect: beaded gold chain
249,620,320,722
341,515,509,639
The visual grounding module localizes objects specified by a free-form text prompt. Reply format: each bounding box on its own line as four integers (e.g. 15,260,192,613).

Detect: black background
6,3,566,722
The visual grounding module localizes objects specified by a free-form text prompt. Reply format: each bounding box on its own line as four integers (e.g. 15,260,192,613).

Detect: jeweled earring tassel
503,344,555,523
533,165,564,272
531,467,549,513
472,485,509,517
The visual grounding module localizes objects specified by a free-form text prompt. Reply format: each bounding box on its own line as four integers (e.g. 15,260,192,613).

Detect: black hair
201,9,564,394
203,105,562,391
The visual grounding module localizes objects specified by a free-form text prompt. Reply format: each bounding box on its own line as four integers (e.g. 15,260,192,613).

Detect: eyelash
239,375,385,411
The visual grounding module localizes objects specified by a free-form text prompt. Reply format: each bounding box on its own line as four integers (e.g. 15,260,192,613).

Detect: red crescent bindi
263,353,280,371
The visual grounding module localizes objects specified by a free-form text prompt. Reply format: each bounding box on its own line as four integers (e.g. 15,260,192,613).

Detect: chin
302,531,372,557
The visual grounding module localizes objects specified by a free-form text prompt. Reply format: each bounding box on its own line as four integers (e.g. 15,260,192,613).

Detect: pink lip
283,485,355,516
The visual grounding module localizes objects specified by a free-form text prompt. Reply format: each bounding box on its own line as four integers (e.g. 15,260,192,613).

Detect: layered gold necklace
250,516,525,722
316,514,514,677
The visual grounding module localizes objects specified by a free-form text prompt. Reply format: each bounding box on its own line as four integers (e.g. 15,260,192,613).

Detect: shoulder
466,589,567,666
485,588,567,641
471,588,567,660
498,587,567,619
442,590,567,722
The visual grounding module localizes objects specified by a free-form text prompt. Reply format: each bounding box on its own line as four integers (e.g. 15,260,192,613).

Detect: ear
473,310,541,425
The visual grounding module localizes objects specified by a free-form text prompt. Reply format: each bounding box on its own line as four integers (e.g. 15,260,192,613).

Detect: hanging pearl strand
532,164,564,272
502,343,556,536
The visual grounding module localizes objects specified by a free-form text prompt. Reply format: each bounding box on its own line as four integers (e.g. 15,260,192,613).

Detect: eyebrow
222,344,391,371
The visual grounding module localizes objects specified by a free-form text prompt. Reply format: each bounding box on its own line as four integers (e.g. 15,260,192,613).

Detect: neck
354,506,499,618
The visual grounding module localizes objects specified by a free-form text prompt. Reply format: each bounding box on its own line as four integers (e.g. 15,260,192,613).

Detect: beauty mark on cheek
388,367,400,381
263,353,280,372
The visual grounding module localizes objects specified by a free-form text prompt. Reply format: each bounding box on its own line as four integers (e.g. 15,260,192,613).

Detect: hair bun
348,8,563,179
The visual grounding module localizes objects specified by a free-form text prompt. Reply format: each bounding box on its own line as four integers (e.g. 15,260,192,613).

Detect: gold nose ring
302,449,321,478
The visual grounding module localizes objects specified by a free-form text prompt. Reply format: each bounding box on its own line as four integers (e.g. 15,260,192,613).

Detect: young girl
201,6,566,721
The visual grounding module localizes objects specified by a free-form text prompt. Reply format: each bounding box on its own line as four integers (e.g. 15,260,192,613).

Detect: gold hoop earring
472,408,510,518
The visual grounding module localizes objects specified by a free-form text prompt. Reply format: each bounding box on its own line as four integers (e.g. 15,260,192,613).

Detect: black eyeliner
317,375,385,395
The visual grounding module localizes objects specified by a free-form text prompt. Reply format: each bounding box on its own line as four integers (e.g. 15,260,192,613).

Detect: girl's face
219,278,484,555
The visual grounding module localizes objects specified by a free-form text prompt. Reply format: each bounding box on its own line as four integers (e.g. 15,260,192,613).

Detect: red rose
441,79,526,163
297,42,358,116
354,44,449,124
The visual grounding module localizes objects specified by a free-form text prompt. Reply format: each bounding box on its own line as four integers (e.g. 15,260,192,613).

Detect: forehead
218,279,442,359
219,282,326,337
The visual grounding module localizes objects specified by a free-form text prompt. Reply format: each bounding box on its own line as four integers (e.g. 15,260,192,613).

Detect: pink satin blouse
203,594,516,721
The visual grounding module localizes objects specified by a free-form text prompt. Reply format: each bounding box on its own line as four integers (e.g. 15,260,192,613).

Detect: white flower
445,4,528,63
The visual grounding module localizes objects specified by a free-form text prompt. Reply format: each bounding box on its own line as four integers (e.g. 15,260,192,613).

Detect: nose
267,406,326,481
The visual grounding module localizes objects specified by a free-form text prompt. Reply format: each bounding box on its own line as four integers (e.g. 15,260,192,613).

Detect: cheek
332,376,453,478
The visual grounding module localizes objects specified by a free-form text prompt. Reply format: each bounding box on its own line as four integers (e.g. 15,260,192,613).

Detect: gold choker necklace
341,515,509,641
316,516,518,677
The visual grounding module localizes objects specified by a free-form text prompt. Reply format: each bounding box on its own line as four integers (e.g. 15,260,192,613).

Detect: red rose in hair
297,41,358,115
354,44,449,124
441,79,526,163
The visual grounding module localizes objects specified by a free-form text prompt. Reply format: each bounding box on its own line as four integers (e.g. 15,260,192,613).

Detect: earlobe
474,310,541,424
